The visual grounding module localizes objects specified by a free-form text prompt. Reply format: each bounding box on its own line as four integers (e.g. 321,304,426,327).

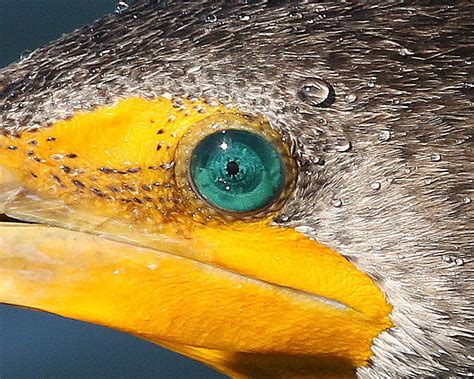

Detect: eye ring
175,113,296,218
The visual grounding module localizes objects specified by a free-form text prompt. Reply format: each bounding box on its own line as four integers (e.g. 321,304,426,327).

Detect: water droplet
378,130,391,142
463,196,471,204
398,47,414,56
205,14,218,23
148,263,159,270
367,81,375,88
318,117,328,126
442,255,452,263
113,269,121,275
224,185,231,191
430,153,442,162
238,13,250,21
289,11,303,19
455,135,471,145
297,78,335,107
335,140,352,152
160,162,175,170
370,182,381,191
115,1,130,14
19,50,32,60
97,48,111,57
276,214,290,222
186,65,202,74
454,258,464,266
344,93,357,103
309,156,325,165
331,198,343,208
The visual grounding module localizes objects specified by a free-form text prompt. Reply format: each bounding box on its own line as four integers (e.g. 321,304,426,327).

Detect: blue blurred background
0,1,225,377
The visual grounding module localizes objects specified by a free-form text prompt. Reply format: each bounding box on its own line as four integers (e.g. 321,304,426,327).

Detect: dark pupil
226,161,240,178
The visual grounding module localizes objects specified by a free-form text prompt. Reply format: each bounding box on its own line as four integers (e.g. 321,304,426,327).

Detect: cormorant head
0,2,472,377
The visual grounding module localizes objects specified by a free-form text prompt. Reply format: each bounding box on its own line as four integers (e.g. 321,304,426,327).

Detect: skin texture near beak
0,223,385,378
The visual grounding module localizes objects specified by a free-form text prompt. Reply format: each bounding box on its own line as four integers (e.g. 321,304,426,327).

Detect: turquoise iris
190,130,284,213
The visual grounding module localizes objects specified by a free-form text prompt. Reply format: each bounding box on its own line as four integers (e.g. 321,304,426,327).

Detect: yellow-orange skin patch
0,97,392,378
0,97,233,226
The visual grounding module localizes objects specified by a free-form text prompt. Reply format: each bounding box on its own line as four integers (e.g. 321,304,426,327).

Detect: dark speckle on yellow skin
1,97,224,226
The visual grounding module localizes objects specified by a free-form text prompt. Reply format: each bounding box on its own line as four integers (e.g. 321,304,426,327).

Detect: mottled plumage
0,1,472,377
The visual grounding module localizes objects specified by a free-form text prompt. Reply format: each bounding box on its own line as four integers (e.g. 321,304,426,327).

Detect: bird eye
175,114,295,216
190,130,284,212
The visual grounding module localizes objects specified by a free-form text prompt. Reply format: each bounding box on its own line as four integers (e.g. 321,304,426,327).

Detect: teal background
0,1,225,378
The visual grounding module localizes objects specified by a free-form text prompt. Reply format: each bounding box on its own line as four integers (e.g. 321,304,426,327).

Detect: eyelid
174,113,297,220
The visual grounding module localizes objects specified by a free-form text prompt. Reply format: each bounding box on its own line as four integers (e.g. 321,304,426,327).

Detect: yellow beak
0,97,392,378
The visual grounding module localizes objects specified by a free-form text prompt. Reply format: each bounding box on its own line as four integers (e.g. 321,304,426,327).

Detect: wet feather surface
0,1,473,378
